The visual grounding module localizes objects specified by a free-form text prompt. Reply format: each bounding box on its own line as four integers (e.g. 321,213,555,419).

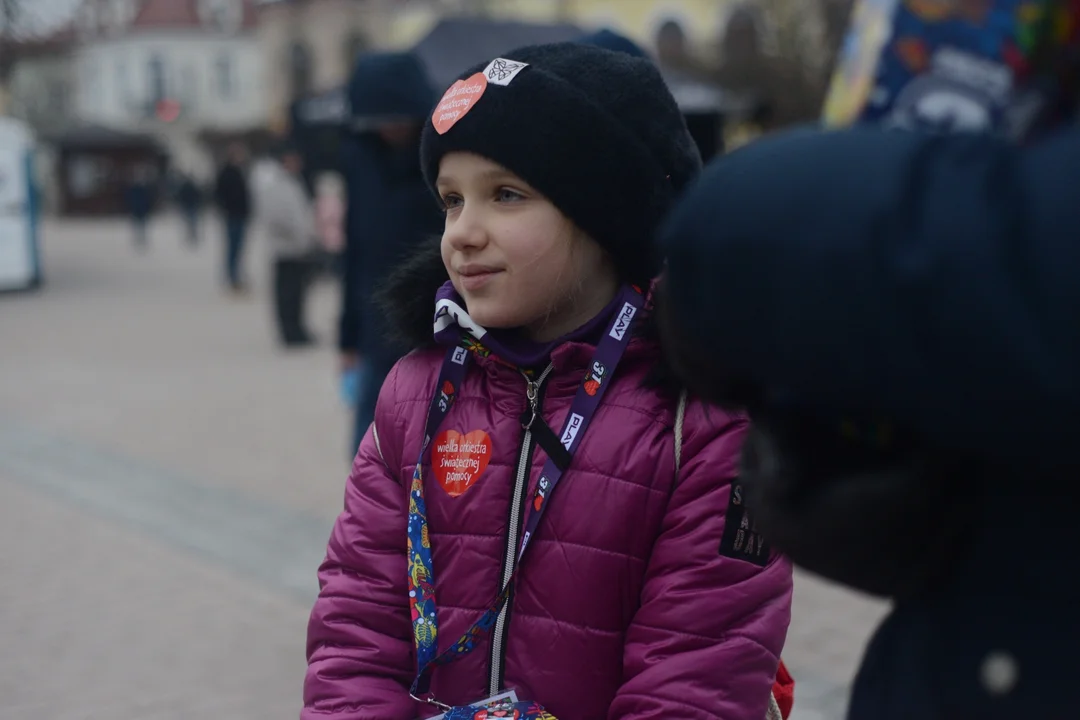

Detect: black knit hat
420,42,702,286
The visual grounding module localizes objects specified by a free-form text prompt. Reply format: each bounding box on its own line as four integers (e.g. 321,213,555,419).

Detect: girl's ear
374,235,450,351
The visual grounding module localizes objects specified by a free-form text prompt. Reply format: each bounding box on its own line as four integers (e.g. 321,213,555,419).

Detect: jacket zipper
488,362,554,696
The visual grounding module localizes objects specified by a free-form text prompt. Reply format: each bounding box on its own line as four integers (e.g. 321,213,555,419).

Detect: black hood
348,51,435,129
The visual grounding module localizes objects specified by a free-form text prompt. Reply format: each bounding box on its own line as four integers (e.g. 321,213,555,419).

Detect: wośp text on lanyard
406,285,645,708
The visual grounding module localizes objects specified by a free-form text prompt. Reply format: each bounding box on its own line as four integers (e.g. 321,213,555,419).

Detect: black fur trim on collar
374,235,447,352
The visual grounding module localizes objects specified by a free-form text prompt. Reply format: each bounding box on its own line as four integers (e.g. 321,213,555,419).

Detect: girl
303,43,793,720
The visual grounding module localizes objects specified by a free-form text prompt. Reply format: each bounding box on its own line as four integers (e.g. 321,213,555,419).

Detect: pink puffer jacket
304,334,793,720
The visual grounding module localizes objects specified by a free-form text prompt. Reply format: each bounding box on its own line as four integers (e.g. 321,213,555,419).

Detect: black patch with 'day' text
719,480,771,566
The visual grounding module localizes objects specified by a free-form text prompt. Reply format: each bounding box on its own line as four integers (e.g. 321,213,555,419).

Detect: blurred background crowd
1,0,856,223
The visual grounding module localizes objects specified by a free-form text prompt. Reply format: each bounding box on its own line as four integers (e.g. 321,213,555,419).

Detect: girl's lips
458,270,501,291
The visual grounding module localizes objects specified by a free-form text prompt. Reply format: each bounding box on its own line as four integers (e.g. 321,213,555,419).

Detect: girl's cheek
439,238,453,268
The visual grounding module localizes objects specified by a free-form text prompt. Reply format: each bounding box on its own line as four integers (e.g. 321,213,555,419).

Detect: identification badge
428,691,519,720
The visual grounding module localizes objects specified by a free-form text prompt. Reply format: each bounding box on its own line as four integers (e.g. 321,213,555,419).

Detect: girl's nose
443,204,488,252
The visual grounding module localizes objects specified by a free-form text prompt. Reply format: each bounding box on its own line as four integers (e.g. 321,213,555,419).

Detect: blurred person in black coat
339,52,443,455
124,165,155,250
657,124,1080,719
214,143,252,293
175,173,203,246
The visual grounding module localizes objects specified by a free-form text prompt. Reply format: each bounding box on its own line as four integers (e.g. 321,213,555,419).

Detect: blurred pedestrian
124,165,155,251
175,172,203,246
213,142,252,293
258,143,318,348
338,51,444,453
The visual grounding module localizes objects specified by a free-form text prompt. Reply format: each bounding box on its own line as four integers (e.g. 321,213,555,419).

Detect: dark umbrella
411,16,585,93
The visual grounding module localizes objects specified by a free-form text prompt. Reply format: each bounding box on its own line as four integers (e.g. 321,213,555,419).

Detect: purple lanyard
407,286,645,702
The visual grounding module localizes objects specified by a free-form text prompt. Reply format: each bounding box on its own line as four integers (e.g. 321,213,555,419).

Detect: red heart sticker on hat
432,72,488,135
432,429,492,497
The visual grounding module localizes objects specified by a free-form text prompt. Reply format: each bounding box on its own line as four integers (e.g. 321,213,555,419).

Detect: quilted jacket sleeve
303,363,415,720
610,403,793,720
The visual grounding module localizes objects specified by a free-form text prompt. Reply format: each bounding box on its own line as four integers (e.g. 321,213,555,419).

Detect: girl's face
437,152,617,341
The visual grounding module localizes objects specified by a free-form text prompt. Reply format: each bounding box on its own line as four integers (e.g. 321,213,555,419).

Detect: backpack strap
674,389,688,477
766,692,783,720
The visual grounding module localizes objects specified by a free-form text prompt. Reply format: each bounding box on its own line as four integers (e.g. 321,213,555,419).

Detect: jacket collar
432,281,626,371
431,283,657,397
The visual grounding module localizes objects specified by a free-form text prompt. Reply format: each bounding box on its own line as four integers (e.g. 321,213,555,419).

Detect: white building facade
72,0,265,178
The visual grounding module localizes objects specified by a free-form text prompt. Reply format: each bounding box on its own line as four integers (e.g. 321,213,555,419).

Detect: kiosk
0,117,41,292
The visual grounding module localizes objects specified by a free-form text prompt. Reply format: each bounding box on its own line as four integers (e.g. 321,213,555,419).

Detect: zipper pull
521,379,539,429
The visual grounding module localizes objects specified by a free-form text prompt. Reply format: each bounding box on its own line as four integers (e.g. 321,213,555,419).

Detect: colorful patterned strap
442,700,557,720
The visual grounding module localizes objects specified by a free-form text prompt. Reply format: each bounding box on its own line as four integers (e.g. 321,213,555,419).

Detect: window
148,54,167,104
215,53,234,99
720,7,764,64
198,0,243,33
48,81,67,115
107,0,137,31
115,60,128,106
81,60,102,115
78,2,99,38
68,156,112,198
655,19,690,66
344,31,367,69
289,41,312,98
182,66,198,110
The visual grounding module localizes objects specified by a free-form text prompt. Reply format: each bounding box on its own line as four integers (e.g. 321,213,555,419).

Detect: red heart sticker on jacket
432,72,488,135
432,429,492,497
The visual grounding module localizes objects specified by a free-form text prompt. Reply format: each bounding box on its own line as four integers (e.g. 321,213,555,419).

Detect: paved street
0,215,889,719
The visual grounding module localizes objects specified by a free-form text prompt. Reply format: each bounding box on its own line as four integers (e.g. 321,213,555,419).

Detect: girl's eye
441,194,463,211
497,187,525,203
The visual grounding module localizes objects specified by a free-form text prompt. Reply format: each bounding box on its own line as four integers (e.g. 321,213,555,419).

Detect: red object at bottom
772,660,795,718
